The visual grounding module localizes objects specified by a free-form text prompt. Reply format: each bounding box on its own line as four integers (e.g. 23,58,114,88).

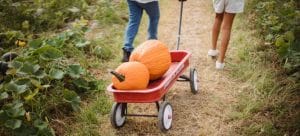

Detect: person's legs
218,12,235,63
141,1,160,40
124,0,143,52
208,13,224,57
122,0,143,62
212,13,224,50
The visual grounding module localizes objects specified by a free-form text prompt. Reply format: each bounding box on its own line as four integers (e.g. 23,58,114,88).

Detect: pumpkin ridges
129,40,163,61
129,40,171,80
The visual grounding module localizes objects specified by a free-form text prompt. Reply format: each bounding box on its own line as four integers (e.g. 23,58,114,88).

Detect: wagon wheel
158,101,173,132
110,103,127,128
190,68,199,94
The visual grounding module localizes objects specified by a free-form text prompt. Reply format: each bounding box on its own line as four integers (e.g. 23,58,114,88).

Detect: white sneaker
208,49,219,57
216,61,225,70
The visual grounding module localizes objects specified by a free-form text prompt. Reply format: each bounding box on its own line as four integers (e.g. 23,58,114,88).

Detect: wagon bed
107,50,192,103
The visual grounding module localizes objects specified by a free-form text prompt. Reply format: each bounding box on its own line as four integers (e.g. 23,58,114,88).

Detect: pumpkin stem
110,71,125,82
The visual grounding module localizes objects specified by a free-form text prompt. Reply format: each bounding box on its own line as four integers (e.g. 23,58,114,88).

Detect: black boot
121,48,131,62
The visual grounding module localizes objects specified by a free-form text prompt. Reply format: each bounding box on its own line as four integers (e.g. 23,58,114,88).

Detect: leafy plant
249,0,300,80
0,21,101,135
0,0,126,135
230,1,300,135
0,0,90,32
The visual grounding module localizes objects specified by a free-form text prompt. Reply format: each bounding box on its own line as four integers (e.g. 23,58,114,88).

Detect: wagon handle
176,0,186,50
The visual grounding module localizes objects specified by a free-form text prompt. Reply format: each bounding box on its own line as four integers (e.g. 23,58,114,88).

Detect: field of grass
227,14,300,136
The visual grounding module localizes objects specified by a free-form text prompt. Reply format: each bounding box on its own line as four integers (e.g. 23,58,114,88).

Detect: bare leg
212,13,224,50
218,12,235,63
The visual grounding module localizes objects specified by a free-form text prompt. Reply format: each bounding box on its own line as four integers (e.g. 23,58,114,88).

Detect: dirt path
99,0,241,135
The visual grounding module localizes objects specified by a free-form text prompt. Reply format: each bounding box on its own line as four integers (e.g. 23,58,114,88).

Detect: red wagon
107,0,197,132
107,51,199,131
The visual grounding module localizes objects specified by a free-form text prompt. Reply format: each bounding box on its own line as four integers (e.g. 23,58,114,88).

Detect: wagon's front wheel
110,103,127,128
190,68,199,94
158,101,173,132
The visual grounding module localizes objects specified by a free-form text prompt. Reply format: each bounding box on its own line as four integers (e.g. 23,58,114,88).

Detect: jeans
123,0,160,52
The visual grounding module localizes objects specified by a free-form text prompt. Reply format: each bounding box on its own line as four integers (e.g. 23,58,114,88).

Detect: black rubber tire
110,103,127,129
158,101,173,132
190,68,199,94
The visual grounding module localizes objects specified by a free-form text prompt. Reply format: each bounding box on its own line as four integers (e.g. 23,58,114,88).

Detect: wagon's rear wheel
158,101,173,132
110,103,127,128
190,68,199,94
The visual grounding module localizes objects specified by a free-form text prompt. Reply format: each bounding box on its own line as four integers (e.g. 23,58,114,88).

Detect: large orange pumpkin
129,40,171,80
111,62,149,90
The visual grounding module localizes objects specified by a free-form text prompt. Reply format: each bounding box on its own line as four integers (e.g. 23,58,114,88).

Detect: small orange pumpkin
111,62,149,90
129,40,171,80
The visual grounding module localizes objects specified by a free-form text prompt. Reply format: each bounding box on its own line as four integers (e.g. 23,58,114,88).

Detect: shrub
248,0,300,80
0,20,102,136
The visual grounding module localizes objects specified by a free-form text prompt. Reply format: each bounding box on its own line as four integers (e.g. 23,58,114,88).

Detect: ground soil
97,0,242,135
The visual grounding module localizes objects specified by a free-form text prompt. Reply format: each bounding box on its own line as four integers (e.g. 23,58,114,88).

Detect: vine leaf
5,101,26,118
63,89,81,112
34,119,48,131
18,62,40,75
29,38,43,49
5,119,22,130
6,81,27,94
67,64,84,79
49,68,64,80
0,92,9,100
24,88,40,101
34,45,63,60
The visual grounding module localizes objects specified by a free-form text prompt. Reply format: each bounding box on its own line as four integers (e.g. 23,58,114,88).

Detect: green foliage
248,0,300,80
63,89,81,112
0,0,90,32
92,41,114,60
93,0,127,25
0,0,126,135
0,0,125,53
65,91,112,136
228,9,300,135
0,22,102,135
0,31,25,50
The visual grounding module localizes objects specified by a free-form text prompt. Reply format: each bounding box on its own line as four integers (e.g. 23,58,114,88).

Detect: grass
65,91,112,135
0,1,127,136
63,33,125,135
226,13,300,136
62,2,128,135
